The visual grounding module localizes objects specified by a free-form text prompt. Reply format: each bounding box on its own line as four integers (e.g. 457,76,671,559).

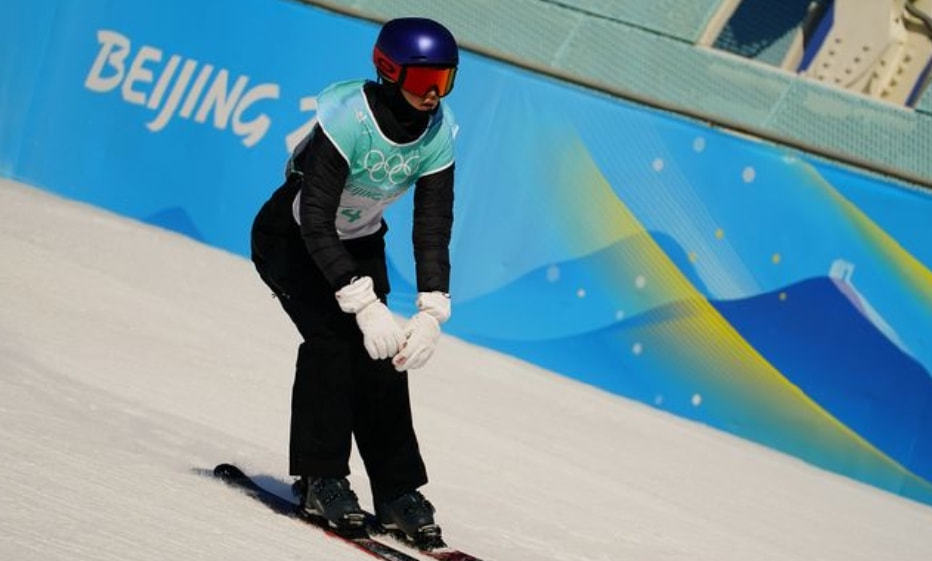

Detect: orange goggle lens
401,66,457,97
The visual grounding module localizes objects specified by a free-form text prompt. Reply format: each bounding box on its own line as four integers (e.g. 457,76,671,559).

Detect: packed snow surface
2,178,931,561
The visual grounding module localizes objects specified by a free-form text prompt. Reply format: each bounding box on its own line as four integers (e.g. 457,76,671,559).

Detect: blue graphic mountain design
389,230,710,341
144,207,204,242
386,247,932,495
714,276,932,484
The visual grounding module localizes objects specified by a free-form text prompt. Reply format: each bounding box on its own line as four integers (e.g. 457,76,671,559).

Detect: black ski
375,528,487,561
211,463,491,561
387,538,488,561
211,463,419,561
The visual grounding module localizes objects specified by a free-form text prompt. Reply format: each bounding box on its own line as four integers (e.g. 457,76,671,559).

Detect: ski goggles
400,65,457,98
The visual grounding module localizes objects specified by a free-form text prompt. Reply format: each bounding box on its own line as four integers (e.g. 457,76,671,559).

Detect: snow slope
1,177,931,561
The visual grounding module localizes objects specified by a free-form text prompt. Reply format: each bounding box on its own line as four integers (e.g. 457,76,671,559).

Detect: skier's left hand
392,312,441,371
392,292,450,371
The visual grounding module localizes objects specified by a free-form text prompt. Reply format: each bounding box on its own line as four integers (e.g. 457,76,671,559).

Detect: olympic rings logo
363,149,420,185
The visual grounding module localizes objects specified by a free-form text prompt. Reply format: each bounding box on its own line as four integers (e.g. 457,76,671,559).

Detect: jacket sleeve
412,164,455,293
294,125,358,290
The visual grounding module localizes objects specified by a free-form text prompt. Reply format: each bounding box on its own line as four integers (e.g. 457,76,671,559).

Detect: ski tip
213,463,244,480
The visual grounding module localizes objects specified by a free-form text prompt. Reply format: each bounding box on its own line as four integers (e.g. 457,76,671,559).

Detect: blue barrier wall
3,0,932,506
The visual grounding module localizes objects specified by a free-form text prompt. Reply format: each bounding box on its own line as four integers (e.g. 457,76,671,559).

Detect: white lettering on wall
146,54,180,110
235,83,281,147
85,30,280,148
181,64,214,120
85,30,130,92
122,46,161,105
148,59,197,132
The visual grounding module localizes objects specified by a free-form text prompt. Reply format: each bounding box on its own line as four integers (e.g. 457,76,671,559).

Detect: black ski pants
250,197,427,502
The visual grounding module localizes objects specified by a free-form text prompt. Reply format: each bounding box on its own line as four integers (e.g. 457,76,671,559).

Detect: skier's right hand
335,276,405,360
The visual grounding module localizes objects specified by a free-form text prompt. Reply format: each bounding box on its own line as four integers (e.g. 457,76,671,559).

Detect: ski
211,463,491,561
375,529,487,561
211,463,419,561
424,552,485,561
392,541,487,561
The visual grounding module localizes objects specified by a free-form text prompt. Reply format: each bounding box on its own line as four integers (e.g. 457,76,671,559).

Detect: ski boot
294,476,367,534
376,490,445,550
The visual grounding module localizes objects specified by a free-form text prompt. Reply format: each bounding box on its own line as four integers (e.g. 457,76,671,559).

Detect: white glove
335,276,405,360
415,291,451,324
392,312,440,371
392,292,450,372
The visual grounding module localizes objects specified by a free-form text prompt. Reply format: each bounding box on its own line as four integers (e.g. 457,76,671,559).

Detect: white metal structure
802,0,932,105
704,0,932,106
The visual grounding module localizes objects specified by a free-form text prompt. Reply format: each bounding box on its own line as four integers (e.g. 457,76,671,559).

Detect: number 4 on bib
341,208,363,223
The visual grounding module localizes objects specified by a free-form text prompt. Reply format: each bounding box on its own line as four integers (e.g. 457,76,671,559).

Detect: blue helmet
373,17,459,86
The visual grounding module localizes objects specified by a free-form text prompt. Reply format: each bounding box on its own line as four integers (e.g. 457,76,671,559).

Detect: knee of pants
295,338,357,392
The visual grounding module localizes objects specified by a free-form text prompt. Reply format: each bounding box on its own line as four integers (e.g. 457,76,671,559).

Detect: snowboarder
250,17,459,547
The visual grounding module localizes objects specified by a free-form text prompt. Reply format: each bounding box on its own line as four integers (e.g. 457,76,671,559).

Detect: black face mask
369,80,430,143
